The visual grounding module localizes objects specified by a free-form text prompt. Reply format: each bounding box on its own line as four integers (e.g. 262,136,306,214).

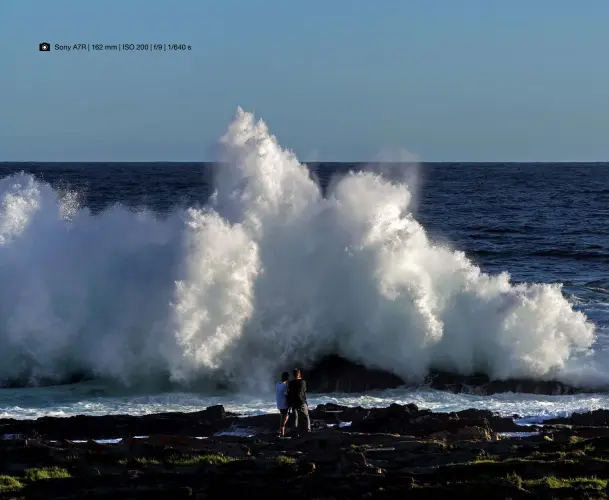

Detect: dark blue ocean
0,160,607,421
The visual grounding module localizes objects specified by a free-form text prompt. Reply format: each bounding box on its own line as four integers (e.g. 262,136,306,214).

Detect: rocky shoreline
3,355,605,397
3,404,609,499
306,355,595,395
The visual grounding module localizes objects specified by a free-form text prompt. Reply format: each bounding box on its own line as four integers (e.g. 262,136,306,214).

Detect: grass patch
118,457,162,465
471,455,500,463
0,475,24,492
529,449,587,461
505,472,523,489
118,453,237,466
525,476,607,490
451,454,580,467
276,455,297,465
484,456,575,465
454,445,599,468
168,453,235,466
23,467,71,481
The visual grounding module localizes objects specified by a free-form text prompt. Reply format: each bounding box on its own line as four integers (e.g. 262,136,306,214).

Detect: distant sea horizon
2,161,609,165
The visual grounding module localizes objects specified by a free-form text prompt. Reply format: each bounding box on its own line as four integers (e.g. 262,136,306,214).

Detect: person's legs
280,409,289,436
296,405,311,433
291,406,298,430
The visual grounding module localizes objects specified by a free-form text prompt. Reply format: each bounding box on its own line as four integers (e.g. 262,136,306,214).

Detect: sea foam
0,108,600,391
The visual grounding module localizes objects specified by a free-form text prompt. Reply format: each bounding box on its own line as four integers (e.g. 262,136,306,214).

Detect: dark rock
544,409,609,426
0,404,234,440
456,408,523,432
303,355,590,396
301,461,316,473
3,404,609,499
425,370,583,396
309,403,372,424
338,450,369,472
305,354,405,392
2,353,599,399
346,404,502,440
430,425,493,442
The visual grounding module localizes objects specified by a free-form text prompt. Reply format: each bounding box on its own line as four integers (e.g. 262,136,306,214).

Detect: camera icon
39,42,50,52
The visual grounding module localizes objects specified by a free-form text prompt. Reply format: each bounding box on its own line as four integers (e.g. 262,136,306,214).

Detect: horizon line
2,160,609,165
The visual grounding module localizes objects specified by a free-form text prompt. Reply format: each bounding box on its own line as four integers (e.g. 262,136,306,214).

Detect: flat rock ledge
3,403,609,499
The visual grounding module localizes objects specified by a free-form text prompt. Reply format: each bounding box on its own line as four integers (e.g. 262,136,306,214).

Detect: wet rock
3,404,609,499
310,403,371,424
0,404,233,440
430,425,492,442
347,404,497,441
456,408,522,432
305,354,405,392
338,451,370,474
544,408,609,426
303,355,590,396
3,352,603,398
426,370,583,396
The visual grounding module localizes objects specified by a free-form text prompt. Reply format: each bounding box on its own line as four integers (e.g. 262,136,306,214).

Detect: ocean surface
1,110,608,422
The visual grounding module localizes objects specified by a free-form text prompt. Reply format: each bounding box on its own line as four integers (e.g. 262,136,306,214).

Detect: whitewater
1,108,608,421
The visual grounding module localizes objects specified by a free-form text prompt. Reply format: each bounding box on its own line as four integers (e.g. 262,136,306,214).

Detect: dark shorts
279,408,289,417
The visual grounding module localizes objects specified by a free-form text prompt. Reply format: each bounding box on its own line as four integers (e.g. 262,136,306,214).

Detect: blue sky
1,0,608,162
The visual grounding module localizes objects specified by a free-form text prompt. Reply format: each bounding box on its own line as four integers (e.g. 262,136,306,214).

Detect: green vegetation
0,475,24,492
23,467,71,481
504,472,523,489
0,468,71,492
525,476,607,490
470,454,500,463
500,473,606,492
542,445,593,460
168,453,235,465
455,442,599,467
2,427,608,498
118,457,162,465
118,453,236,466
569,435,586,444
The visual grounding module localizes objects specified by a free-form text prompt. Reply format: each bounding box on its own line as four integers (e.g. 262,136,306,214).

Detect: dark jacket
287,378,307,407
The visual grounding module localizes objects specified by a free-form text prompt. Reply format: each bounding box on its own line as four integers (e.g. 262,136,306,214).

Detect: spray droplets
0,109,600,391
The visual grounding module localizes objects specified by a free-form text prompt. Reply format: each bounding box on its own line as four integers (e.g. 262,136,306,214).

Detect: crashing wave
0,108,603,393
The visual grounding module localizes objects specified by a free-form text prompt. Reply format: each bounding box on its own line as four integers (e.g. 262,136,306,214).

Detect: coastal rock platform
2,403,609,499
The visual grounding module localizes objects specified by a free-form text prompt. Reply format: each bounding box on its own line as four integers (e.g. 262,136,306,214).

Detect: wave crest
0,108,600,390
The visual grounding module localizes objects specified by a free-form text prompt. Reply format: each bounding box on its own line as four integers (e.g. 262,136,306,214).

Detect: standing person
288,368,311,434
275,371,290,437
